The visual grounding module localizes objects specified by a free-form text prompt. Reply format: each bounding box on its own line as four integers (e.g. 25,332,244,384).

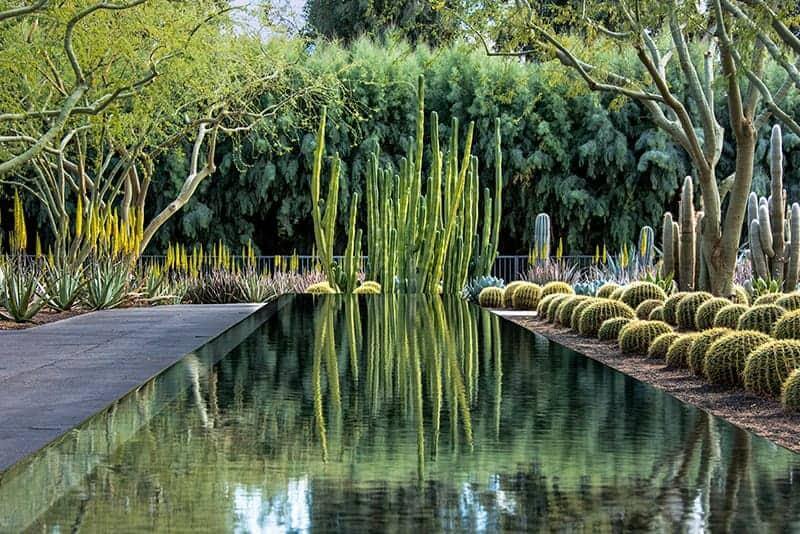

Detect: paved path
0,304,266,472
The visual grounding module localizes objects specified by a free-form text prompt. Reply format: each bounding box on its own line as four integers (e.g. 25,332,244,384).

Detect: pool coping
0,298,289,473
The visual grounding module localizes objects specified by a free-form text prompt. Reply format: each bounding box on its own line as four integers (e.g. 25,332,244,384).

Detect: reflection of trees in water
4,296,800,532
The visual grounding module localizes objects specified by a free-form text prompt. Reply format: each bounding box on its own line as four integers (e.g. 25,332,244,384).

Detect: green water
1,295,799,532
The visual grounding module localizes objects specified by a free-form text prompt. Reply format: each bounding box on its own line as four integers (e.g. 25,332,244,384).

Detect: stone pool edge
493,310,800,454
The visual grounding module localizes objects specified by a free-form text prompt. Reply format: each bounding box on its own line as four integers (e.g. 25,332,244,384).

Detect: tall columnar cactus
661,177,700,291
748,125,800,290
309,107,340,290
473,119,504,277
533,213,550,263
638,226,655,267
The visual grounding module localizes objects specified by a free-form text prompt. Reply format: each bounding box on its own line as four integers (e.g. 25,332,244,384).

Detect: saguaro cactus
533,213,550,263
748,125,800,290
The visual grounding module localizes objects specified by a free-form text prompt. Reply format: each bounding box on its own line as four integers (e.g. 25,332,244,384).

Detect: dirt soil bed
0,309,85,331
506,314,800,454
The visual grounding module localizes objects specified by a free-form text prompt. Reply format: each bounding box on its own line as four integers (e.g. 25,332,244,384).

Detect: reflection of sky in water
234,478,311,533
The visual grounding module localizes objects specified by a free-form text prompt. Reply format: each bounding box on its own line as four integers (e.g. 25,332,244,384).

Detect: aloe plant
42,264,84,311
84,261,130,310
0,265,46,322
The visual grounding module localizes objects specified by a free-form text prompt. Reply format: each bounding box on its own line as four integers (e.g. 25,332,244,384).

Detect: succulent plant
478,286,505,308
618,320,673,354
598,317,632,341
774,309,800,340
662,291,688,326
353,282,381,294
502,281,527,308
573,279,605,296
737,304,785,334
694,297,731,330
546,294,572,322
730,285,750,305
743,340,800,397
687,327,731,377
781,368,800,412
753,293,781,305
541,281,575,298
775,292,800,311
556,295,589,326
597,282,621,299
705,331,772,387
635,299,663,320
660,177,702,291
570,298,599,330
306,281,339,294
536,293,561,317
609,287,625,300
620,281,668,309
512,282,542,310
675,292,713,330
648,332,681,360
712,303,749,329
665,333,699,369
648,306,665,321
463,276,505,303
577,299,636,337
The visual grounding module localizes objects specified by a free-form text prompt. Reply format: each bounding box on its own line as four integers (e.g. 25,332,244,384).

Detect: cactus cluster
694,297,730,330
620,281,667,309
648,306,665,321
754,293,781,305
675,292,712,330
598,317,633,341
478,286,504,308
512,282,542,310
306,281,339,294
705,331,772,387
546,294,571,322
502,281,527,308
570,298,599,329
541,281,575,298
731,286,750,305
353,281,382,294
618,320,673,354
774,309,800,340
688,327,731,377
743,340,800,397
556,296,588,326
661,177,704,291
662,292,688,326
776,292,800,311
712,304,748,329
737,304,785,335
635,299,663,320
665,333,699,369
597,282,621,299
648,332,681,359
781,369,800,412
747,125,800,290
536,293,561,317
577,300,636,337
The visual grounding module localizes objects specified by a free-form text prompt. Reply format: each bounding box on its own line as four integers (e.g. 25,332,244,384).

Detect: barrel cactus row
743,340,800,397
502,281,527,308
578,300,636,337
694,298,730,330
478,287,504,308
675,292,712,330
598,317,632,341
648,332,681,359
618,320,673,354
687,328,731,377
712,304,748,329
512,282,542,310
556,296,588,326
705,331,772,387
737,304,785,335
620,281,667,309
665,333,699,369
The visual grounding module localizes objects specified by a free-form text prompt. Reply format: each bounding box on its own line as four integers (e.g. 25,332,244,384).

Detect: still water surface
1,295,799,532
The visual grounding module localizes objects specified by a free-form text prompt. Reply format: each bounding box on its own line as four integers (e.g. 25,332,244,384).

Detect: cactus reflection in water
2,296,800,532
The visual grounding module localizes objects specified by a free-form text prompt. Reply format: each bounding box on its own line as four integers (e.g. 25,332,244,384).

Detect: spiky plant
598,317,632,341
712,304,749,329
648,332,680,360
577,299,636,337
776,292,800,311
478,286,504,308
354,283,381,295
635,299,663,320
0,264,45,322
781,368,800,412
306,281,339,294
42,264,84,312
705,331,772,387
596,282,620,299
730,285,750,305
570,298,599,330
463,276,505,303
618,320,673,354
512,282,542,310
502,281,527,308
743,340,800,397
83,261,131,310
694,297,731,330
609,287,625,300
536,293,561,317
737,304,785,334
665,333,699,369
556,295,588,326
662,291,688,326
620,281,667,309
545,294,571,322
754,293,781,305
675,292,713,330
648,306,665,321
774,309,800,340
687,327,731,377
541,281,574,298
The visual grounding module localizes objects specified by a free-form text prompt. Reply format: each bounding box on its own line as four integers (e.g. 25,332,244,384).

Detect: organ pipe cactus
660,177,702,291
309,108,340,290
747,125,800,290
472,119,504,278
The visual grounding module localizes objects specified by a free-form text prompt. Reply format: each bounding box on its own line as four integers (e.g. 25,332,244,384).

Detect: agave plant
0,264,46,322
182,269,244,304
521,258,580,286
462,275,505,303
42,264,84,311
84,261,131,310
239,271,277,303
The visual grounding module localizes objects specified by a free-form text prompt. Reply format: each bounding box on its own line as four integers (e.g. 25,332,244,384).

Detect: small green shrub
743,340,800,397
541,281,575,298
546,294,571,322
598,317,632,341
665,333,699,369
478,286,504,308
712,304,749,329
512,282,542,310
781,369,800,412
620,281,667,309
753,293,781,305
647,332,680,359
687,327,731,377
597,282,620,299
618,320,673,354
675,292,712,330
577,299,636,337
662,291,688,326
774,309,800,340
705,331,772,387
737,304,785,334
502,281,526,308
556,295,588,326
776,292,800,311
694,297,730,330
635,299,663,320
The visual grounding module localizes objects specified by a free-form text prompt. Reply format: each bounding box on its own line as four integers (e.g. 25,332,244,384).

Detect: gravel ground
0,309,85,330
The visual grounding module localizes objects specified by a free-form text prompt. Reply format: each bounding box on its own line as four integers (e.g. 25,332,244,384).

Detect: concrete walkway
0,304,266,472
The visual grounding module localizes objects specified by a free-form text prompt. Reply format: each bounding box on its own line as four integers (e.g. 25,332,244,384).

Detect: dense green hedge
107,38,800,255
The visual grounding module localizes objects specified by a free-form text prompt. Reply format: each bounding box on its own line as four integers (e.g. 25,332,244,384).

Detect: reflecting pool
1,295,799,532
